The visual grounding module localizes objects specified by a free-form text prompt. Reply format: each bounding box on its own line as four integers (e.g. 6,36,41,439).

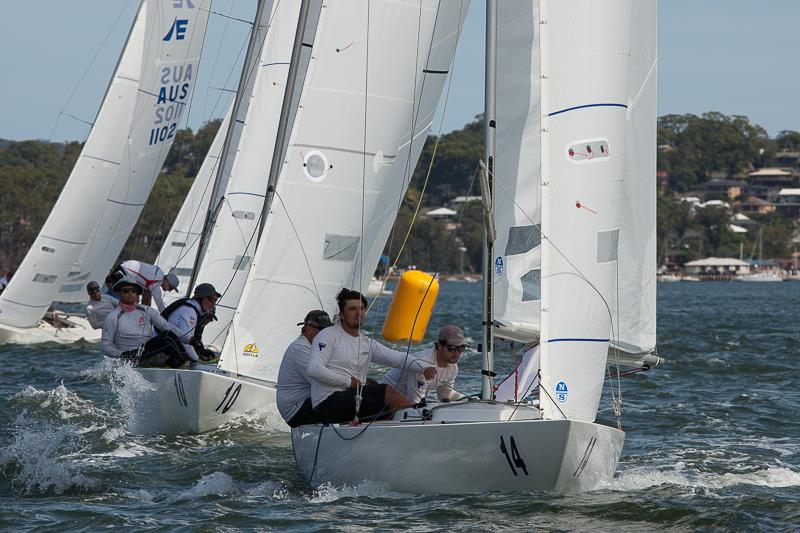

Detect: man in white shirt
307,288,436,424
112,260,179,312
85,281,118,329
276,310,334,427
381,325,467,405
101,277,190,368
164,282,220,364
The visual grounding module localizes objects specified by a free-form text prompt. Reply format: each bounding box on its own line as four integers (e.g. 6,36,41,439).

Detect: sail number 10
499,435,529,476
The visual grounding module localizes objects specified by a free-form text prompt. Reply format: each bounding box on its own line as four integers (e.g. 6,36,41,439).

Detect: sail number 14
499,435,529,476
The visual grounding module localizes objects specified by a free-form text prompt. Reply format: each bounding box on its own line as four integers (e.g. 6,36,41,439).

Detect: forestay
155,107,232,307
190,0,306,349
56,0,211,303
539,0,650,422
0,3,149,327
219,0,469,381
492,2,542,344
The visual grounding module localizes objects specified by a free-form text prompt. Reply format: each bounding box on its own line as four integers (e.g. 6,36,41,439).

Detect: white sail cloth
218,0,470,382
54,0,211,305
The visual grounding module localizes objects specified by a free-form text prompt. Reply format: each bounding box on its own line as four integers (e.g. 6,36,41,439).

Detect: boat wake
607,462,800,492
308,480,406,503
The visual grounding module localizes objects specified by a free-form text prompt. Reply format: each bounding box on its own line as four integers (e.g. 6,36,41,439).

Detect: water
1,281,798,530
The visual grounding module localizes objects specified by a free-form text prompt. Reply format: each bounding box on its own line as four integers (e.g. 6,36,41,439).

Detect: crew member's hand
349,377,361,388
422,366,437,380
120,349,139,361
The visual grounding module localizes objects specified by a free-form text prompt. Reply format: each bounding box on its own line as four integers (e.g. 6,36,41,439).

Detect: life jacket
159,297,209,348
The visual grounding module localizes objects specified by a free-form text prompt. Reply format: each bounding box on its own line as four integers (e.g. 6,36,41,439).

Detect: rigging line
507,369,540,422
47,0,136,143
270,189,324,309
377,0,468,305
204,8,255,26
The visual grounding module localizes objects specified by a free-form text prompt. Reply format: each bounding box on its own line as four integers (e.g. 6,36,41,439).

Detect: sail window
303,150,330,182
505,225,541,256
232,211,255,220
41,246,55,254
172,268,192,277
323,234,360,261
596,229,619,263
33,274,57,284
232,256,252,271
171,241,187,247
59,283,84,293
520,269,541,301
566,138,611,164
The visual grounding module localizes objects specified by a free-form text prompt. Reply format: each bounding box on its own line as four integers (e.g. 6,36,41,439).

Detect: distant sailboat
0,0,210,345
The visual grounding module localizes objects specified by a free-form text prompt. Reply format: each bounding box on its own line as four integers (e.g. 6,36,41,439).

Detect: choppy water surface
1,281,798,531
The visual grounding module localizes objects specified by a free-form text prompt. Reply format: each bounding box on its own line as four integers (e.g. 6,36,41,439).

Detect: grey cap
298,310,334,329
438,325,468,346
193,283,221,299
113,276,144,294
164,272,180,291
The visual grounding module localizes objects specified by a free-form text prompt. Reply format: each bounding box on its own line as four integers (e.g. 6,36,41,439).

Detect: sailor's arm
169,308,199,361
100,312,122,358
372,343,431,375
86,305,101,329
150,285,166,312
147,308,180,336
306,336,353,388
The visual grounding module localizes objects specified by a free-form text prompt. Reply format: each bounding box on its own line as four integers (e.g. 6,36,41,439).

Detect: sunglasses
119,287,139,294
445,344,467,353
87,288,100,293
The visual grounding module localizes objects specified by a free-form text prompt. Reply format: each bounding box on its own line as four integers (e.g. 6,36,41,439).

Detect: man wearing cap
307,288,437,424
85,280,118,329
101,276,190,368
276,310,334,427
112,259,179,312
163,283,221,363
380,325,467,405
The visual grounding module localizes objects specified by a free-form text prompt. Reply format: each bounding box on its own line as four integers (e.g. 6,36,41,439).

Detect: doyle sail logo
242,343,259,357
555,381,569,403
163,18,190,41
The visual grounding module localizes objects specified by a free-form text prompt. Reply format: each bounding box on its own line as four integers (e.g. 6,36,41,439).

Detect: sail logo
242,343,259,357
317,342,327,351
555,381,569,403
163,18,190,41
494,256,504,278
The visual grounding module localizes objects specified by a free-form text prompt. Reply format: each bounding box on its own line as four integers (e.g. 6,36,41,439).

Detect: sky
1,1,800,143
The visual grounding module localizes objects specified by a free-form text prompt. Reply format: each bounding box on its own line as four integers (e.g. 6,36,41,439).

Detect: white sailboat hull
292,402,624,493
0,314,100,345
135,367,277,434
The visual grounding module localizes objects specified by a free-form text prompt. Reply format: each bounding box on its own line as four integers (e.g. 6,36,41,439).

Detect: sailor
380,325,467,405
85,281,118,329
0,269,13,294
110,260,179,312
276,310,334,427
103,274,119,300
307,288,436,424
162,282,221,364
100,276,191,368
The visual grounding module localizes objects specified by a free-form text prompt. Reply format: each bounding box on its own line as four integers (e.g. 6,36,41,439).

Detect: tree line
1,111,798,276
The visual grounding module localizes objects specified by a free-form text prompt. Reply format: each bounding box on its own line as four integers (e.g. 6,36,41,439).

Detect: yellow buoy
381,270,439,344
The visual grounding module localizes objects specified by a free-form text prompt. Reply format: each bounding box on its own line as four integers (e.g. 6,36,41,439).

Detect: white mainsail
492,2,541,344
539,0,652,422
0,4,150,327
55,0,211,303
219,0,469,381
155,107,232,306
189,0,304,348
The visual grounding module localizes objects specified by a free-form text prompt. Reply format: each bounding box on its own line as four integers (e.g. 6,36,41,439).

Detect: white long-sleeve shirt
276,335,313,422
101,305,179,358
167,299,203,361
120,260,167,312
380,346,460,404
86,294,118,329
306,325,428,407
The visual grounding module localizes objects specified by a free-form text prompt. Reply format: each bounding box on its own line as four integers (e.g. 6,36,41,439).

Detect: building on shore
684,257,750,280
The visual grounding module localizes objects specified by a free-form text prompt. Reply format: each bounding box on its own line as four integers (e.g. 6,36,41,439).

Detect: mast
481,0,497,400
258,0,312,238
187,0,270,295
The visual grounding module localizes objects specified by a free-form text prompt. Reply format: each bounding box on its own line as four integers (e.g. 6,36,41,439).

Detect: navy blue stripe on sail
548,337,610,343
548,103,627,117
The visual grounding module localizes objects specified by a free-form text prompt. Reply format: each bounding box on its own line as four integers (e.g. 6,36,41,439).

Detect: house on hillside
774,150,800,169
748,167,794,188
776,188,800,219
700,179,743,201
737,195,775,215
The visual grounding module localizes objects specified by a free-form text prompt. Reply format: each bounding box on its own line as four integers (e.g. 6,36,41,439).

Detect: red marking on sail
575,201,597,214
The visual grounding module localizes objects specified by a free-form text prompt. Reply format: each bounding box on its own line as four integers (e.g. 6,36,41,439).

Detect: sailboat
0,0,210,345
292,0,659,493
736,228,783,282
134,0,468,434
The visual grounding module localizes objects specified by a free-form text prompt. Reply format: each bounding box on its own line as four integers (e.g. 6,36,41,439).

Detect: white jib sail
492,2,541,344
615,1,657,356
155,107,232,307
0,3,149,328
539,0,639,422
190,0,301,349
218,0,469,381
59,0,211,301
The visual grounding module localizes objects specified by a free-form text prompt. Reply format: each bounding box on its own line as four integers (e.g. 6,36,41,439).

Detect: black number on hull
215,383,242,413
500,435,529,476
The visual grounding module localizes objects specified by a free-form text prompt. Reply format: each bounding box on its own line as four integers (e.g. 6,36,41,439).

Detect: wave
308,480,406,503
607,462,800,492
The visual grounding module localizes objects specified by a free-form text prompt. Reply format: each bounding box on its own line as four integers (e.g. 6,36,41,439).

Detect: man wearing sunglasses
163,282,221,364
85,281,118,329
380,325,467,405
